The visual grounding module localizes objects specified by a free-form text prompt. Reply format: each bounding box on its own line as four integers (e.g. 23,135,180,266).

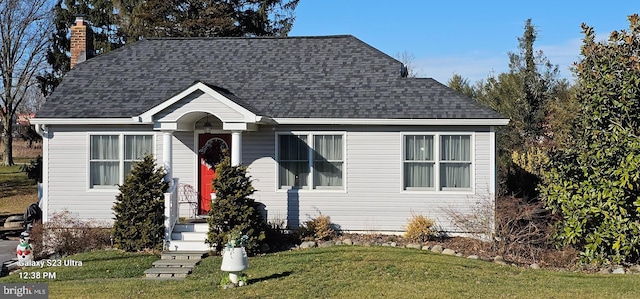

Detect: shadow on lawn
67,254,158,263
0,178,36,198
248,271,293,284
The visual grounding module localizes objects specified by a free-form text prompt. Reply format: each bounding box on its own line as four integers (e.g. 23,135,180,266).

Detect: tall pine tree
39,0,299,95
130,0,299,39
112,155,168,252
471,19,566,197
38,0,123,96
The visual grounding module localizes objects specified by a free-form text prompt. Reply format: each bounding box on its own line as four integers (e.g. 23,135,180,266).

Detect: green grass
2,246,640,298
0,164,37,215
0,140,41,214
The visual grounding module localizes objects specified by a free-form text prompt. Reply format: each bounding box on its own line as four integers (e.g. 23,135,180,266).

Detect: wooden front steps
144,251,208,280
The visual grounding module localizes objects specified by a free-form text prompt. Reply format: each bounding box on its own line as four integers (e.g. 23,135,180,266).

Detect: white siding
45,125,158,223
44,124,496,233
244,126,495,233
156,90,244,122
173,131,197,217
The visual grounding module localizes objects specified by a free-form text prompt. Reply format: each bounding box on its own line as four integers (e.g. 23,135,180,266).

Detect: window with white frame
403,134,471,190
278,133,344,190
90,134,153,188
404,135,435,189
440,135,471,189
278,135,309,188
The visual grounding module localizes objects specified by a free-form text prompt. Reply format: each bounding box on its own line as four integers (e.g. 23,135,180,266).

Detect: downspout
33,123,49,222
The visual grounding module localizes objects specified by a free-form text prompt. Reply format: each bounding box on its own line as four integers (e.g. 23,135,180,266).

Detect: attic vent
400,64,409,77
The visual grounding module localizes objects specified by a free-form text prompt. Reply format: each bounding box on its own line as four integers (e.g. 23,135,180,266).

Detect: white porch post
162,131,173,182
231,131,242,166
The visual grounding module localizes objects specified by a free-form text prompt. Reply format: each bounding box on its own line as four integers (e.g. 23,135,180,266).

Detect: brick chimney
70,15,94,69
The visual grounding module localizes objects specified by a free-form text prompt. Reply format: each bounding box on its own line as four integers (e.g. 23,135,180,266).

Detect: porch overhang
134,81,271,131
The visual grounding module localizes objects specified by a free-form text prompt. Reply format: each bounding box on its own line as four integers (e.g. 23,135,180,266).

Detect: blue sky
289,1,638,84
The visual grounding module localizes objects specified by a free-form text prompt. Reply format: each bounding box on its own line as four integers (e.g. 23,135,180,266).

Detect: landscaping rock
382,243,390,247
479,256,493,262
442,249,456,256
343,239,353,245
318,241,334,248
421,245,431,251
628,265,640,274
467,255,479,260
406,243,422,250
493,256,507,265
430,245,443,253
612,267,625,274
598,268,611,274
353,241,363,246
335,240,343,245
529,263,540,270
455,253,463,257
300,241,317,249
363,242,372,247
390,242,397,247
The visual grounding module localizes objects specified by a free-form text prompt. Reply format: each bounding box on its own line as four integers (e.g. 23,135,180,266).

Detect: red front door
198,134,231,215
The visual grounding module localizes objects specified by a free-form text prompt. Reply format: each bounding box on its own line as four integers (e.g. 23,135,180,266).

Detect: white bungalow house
31,17,508,251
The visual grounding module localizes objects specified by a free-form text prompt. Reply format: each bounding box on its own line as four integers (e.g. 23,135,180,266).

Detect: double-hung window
404,135,435,189
403,134,472,191
278,135,309,188
440,135,471,189
90,134,154,188
278,133,344,190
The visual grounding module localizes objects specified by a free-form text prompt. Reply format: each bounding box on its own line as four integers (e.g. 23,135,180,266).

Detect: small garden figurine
220,231,249,287
16,231,33,264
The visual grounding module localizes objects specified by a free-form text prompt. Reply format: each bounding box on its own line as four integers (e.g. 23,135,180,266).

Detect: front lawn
2,246,639,298
0,164,37,215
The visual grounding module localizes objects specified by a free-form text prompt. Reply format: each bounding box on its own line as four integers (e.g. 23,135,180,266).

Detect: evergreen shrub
112,155,168,251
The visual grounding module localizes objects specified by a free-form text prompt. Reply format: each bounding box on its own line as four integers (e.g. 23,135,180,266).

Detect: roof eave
272,118,510,126
30,118,143,125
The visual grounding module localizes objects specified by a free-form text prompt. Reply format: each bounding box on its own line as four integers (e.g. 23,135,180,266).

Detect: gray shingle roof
37,35,503,119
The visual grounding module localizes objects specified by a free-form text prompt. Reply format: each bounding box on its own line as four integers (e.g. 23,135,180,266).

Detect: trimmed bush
112,155,168,252
206,154,266,255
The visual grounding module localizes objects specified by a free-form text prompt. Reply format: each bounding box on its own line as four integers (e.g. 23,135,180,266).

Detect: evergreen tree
131,0,299,39
207,153,266,255
540,15,640,265
112,155,168,251
447,73,476,99
38,0,125,96
38,0,299,95
472,19,568,197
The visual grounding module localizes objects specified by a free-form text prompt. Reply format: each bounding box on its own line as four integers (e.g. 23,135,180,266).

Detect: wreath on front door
199,137,229,168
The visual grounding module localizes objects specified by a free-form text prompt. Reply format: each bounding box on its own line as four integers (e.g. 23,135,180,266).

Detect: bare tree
0,0,52,165
395,51,418,78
